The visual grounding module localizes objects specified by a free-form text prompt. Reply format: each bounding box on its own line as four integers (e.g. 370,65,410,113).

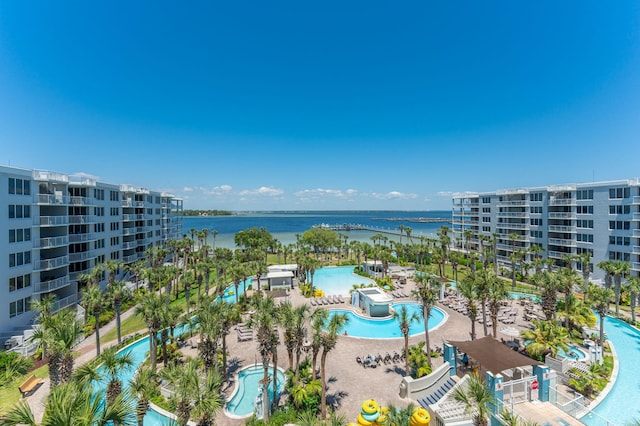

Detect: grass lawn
0,363,49,414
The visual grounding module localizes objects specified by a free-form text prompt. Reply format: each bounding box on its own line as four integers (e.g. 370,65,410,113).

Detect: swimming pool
508,292,540,302
312,266,375,295
225,365,286,418
327,302,446,339
556,344,587,361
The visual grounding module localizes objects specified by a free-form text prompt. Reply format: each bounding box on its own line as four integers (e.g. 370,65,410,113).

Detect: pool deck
208,278,520,426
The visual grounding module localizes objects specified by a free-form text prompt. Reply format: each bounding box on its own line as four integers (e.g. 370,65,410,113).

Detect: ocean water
183,210,450,249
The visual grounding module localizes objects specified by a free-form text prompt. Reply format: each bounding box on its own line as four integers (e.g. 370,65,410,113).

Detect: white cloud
239,186,284,197
183,186,194,192
371,191,417,200
437,191,453,197
71,172,100,180
202,185,233,196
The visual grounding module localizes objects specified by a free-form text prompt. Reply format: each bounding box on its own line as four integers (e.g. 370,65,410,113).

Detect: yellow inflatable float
409,407,430,426
353,399,398,426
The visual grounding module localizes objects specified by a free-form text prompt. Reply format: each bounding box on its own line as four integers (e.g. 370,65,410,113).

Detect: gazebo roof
448,336,543,374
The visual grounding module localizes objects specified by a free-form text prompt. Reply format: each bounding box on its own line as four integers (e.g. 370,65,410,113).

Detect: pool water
582,316,640,424
327,302,446,339
225,365,286,418
556,345,587,361
508,292,541,302
312,266,375,295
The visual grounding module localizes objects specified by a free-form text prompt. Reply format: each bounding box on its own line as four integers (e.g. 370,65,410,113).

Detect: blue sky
1,1,639,211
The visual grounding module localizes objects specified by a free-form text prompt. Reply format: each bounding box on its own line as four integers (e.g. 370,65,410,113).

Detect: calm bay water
182,210,450,249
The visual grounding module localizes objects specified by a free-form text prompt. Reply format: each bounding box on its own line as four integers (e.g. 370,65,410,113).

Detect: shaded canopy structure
448,336,543,374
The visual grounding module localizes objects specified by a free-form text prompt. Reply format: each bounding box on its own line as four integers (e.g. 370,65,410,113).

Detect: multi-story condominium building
1,165,183,337
452,179,640,283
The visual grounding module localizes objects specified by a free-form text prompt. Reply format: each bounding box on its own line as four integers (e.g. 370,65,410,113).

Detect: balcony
52,294,78,313
548,225,576,233
633,246,640,255
69,269,90,282
69,215,96,224
69,196,94,206
123,228,136,235
136,239,147,247
69,251,97,262
548,251,567,259
633,262,640,271
37,216,69,226
634,229,640,238
34,194,69,205
123,242,136,250
37,256,69,271
34,276,71,294
497,200,529,207
496,222,528,229
498,212,528,218
123,254,137,263
136,226,145,233
633,213,640,221
549,212,576,219
122,214,144,221
122,200,133,207
136,201,145,207
548,238,576,247
68,233,96,243
548,198,575,206
633,196,640,205
35,236,69,249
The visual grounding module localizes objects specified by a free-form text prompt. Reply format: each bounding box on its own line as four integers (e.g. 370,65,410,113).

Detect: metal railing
69,215,96,224
37,256,69,270
69,233,95,243
34,276,71,293
548,238,576,247
69,251,97,262
37,216,69,226
69,196,94,206
35,236,69,248
548,225,576,233
52,294,77,312
34,193,69,204
549,212,576,219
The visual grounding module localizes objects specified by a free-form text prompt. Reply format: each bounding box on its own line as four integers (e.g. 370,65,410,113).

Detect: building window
110,207,119,216
530,193,543,202
577,220,594,229
609,251,631,262
110,191,120,202
110,222,120,231
9,274,31,292
9,228,31,243
609,187,630,199
482,226,491,232
95,207,104,216
609,221,630,230
8,205,30,219
94,223,105,233
609,205,631,214
530,218,543,226
9,296,31,318
577,234,593,243
9,251,31,268
8,178,31,195
94,189,105,200
482,197,491,204
530,206,542,214
577,205,593,214
530,230,543,238
576,189,594,200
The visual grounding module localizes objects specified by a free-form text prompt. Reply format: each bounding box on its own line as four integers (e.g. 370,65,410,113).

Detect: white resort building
0,165,183,340
451,179,640,283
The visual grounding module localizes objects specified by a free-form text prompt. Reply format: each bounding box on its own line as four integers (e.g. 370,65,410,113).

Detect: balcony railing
123,254,137,263
633,196,640,205
34,276,71,294
136,227,145,233
632,246,640,255
497,212,528,218
497,200,529,207
496,222,528,229
123,242,136,250
123,228,136,235
69,269,90,282
548,251,567,259
69,196,94,206
122,200,133,207
37,256,69,271
69,215,96,224
633,262,640,271
634,229,640,238
52,294,77,313
633,213,640,221
549,238,576,248
34,194,69,205
136,239,147,246
35,236,69,249
68,233,96,243
69,251,97,262
37,216,69,226
549,212,577,219
548,225,576,233
548,198,575,206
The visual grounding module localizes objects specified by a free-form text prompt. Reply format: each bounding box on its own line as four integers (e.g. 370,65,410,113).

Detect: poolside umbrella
499,326,520,338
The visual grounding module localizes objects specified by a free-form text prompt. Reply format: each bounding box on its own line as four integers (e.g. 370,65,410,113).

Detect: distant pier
313,223,444,238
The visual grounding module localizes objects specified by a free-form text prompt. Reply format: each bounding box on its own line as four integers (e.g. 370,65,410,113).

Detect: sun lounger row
236,323,253,341
356,351,405,368
418,378,457,408
310,295,344,306
391,290,409,298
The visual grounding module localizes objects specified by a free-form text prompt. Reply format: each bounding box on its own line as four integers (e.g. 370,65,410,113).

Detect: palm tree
128,366,156,426
108,280,131,345
575,252,592,298
412,274,439,366
589,285,613,346
508,233,521,288
532,272,559,321
453,372,494,426
520,320,570,360
458,276,479,340
30,308,83,387
394,305,420,376
99,345,135,405
485,271,507,338
318,311,349,418
81,284,105,356
213,299,240,379
558,268,581,329
134,292,166,371
279,301,309,373
626,276,640,323
597,260,615,290
610,260,631,317
248,294,279,423
0,380,135,426
386,403,416,426
160,358,224,426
